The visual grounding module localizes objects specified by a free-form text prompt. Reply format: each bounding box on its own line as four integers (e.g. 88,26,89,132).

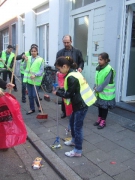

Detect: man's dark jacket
56,47,84,70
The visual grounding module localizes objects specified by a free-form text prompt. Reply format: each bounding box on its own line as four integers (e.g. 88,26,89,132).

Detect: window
38,24,49,64
72,0,102,10
2,29,9,50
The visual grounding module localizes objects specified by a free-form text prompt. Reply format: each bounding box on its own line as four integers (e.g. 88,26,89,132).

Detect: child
53,56,96,157
93,52,116,129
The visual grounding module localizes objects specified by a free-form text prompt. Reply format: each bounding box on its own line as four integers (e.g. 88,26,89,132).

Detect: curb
26,126,82,180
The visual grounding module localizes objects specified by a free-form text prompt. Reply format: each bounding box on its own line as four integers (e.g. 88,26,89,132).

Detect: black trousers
3,71,17,90
98,107,108,120
61,98,66,114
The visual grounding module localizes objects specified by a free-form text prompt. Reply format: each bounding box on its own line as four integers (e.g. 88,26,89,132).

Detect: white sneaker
65,150,81,157
64,140,75,146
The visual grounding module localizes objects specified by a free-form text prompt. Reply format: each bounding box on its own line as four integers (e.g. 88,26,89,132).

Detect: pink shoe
65,150,81,157
93,117,101,126
97,119,106,129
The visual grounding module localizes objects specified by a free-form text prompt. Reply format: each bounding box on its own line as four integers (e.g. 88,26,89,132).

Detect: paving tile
123,157,135,171
94,139,121,153
115,137,135,150
108,148,135,163
98,160,129,176
72,160,103,179
84,133,105,144
85,149,110,164
83,140,97,153
38,131,56,141
113,169,135,180
90,173,114,180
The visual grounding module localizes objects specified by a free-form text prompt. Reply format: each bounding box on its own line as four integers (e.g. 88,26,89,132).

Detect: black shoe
61,113,66,119
26,110,35,115
58,101,62,105
22,100,26,103
39,97,42,101
14,88,18,92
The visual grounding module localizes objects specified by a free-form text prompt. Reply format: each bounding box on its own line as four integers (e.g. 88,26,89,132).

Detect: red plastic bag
0,93,27,149
64,102,73,116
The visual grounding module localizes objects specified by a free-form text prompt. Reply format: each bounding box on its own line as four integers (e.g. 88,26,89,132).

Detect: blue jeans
70,106,88,153
27,83,40,110
21,74,26,101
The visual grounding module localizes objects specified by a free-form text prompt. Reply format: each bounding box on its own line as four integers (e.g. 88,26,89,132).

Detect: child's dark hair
54,56,77,69
30,47,38,55
99,52,110,62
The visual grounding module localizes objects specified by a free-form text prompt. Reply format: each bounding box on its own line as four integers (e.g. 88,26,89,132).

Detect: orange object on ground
32,157,42,169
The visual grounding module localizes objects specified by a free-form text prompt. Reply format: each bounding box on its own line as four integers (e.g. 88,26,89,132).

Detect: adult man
56,35,84,118
16,44,42,103
0,45,17,91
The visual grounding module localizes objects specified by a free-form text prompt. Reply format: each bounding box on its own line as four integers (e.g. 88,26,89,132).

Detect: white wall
48,0,60,66
25,10,36,51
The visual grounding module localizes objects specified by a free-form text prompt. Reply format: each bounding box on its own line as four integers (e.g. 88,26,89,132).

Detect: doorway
72,11,93,85
121,6,135,102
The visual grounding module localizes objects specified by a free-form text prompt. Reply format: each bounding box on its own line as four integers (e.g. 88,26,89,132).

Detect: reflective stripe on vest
23,56,43,86
64,72,97,107
0,51,14,69
20,51,30,74
95,64,116,100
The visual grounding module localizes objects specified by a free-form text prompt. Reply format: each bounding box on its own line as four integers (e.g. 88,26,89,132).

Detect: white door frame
121,7,135,101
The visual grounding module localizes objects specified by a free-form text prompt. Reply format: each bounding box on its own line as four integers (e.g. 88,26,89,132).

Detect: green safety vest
64,72,97,106
0,51,15,69
20,51,30,74
23,56,44,86
95,64,116,100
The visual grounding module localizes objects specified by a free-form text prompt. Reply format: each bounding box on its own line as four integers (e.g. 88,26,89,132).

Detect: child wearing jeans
53,56,96,157
93,52,116,129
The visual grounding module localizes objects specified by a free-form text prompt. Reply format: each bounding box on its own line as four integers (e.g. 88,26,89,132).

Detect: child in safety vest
93,52,116,129
53,56,96,157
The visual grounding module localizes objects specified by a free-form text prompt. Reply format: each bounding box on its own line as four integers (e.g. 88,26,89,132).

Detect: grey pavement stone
84,132,105,144
3,174,33,180
83,140,97,153
115,137,135,151
85,149,110,164
107,148,134,163
98,160,129,176
72,161,103,179
38,131,56,142
90,173,114,180
123,158,135,171
94,139,121,153
113,169,135,180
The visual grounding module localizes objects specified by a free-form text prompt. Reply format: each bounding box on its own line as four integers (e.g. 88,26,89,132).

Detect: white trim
115,1,126,102
121,8,133,101
36,22,49,27
125,0,135,5
70,0,106,16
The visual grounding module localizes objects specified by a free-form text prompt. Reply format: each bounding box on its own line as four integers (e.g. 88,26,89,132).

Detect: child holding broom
53,56,96,157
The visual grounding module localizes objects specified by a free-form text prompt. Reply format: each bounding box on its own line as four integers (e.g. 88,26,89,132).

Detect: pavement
9,83,135,180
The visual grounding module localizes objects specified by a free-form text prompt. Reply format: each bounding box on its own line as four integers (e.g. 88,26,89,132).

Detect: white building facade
0,0,135,104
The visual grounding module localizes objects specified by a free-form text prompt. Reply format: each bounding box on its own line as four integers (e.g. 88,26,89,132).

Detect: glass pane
39,26,45,59
72,0,82,10
126,11,135,96
74,16,89,62
84,0,95,6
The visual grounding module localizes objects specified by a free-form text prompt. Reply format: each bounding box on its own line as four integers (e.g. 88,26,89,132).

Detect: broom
32,79,48,119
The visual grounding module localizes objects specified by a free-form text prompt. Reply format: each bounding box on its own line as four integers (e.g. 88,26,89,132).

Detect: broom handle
9,45,18,93
41,84,47,94
32,79,44,114
0,58,21,84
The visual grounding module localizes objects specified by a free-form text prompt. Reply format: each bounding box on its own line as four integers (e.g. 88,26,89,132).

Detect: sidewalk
12,85,135,180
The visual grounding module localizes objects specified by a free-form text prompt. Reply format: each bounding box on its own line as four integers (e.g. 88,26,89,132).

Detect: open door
121,6,135,102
